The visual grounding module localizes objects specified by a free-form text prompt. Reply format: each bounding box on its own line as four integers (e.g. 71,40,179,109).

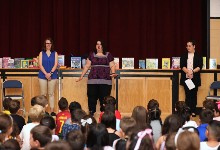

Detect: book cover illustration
33,58,39,68
171,57,180,69
209,59,217,69
71,57,81,69
8,59,14,68
139,60,145,69
14,58,25,68
21,60,29,68
0,58,2,68
58,55,65,68
202,57,206,69
122,58,134,69
29,60,34,68
3,57,11,68
162,58,170,69
114,57,119,69
146,59,158,69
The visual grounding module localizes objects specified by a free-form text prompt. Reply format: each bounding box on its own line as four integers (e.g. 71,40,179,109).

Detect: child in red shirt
55,97,71,135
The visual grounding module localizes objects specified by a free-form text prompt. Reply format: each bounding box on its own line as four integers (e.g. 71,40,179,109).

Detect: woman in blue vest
38,37,58,116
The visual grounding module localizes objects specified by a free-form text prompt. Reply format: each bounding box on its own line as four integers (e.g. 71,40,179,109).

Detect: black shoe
51,112,56,116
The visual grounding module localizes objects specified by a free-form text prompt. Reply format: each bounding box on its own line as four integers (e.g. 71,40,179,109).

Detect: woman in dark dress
77,39,117,115
180,40,203,116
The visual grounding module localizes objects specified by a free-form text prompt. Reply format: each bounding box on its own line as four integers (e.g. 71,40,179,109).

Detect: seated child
174,101,186,112
81,115,97,142
20,104,45,150
164,132,177,150
64,101,82,125
55,97,71,135
40,117,59,141
9,100,25,133
203,99,215,112
200,120,220,150
28,95,52,123
197,109,214,141
2,139,20,150
99,96,121,122
30,125,52,150
213,102,220,121
147,99,159,110
2,98,12,115
104,104,120,131
0,113,13,146
62,108,86,140
132,106,149,127
115,139,127,150
66,130,85,150
45,141,72,150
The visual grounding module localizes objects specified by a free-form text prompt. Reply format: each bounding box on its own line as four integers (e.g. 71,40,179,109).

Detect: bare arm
39,52,47,75
109,60,118,78
51,52,58,72
76,58,91,82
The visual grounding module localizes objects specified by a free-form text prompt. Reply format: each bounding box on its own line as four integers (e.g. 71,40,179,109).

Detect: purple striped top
87,52,114,85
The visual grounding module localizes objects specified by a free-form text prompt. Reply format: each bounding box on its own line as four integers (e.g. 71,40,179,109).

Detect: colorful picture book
14,58,25,68
33,58,39,68
0,58,2,68
162,58,170,69
29,60,34,68
21,60,29,68
209,59,217,69
58,55,65,68
171,57,180,69
122,58,134,69
3,57,11,68
139,60,145,69
114,57,119,69
202,57,206,69
146,59,158,69
8,59,14,68
71,57,81,68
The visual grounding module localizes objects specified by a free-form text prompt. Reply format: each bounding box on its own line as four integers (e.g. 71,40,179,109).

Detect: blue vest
38,51,58,79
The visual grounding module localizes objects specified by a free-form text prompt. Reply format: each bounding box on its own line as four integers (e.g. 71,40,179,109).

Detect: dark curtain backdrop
0,0,204,68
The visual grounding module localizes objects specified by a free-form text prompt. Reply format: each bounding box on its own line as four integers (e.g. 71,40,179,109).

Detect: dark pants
87,84,112,113
184,84,198,113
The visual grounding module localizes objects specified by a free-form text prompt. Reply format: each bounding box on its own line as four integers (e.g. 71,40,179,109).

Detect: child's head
120,116,136,133
30,125,52,149
11,121,20,138
116,138,127,150
182,127,199,136
2,139,20,150
162,114,182,135
101,110,116,130
0,113,13,144
125,124,149,140
132,106,148,126
9,100,20,114
206,120,220,140
175,101,186,112
147,99,159,110
148,107,162,125
45,141,72,150
31,96,37,106
81,115,97,141
104,104,115,113
35,95,48,108
71,109,86,125
174,106,191,126
103,96,116,105
3,98,12,110
40,117,56,133
176,131,200,150
58,97,68,111
28,104,45,122
203,99,215,111
165,132,177,150
69,101,81,113
199,109,214,124
66,130,85,150
128,129,154,150
86,123,110,148
214,102,220,117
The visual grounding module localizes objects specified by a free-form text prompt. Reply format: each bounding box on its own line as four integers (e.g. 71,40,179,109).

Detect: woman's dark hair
93,39,107,55
86,123,110,150
115,139,127,150
161,115,182,135
187,40,196,49
42,37,54,52
40,117,56,130
148,107,163,126
101,110,116,130
147,99,159,110
81,115,97,141
132,106,148,126
174,106,192,126
2,139,20,150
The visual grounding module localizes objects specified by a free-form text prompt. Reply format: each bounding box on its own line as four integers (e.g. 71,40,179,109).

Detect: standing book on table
171,57,180,69
71,57,81,69
209,59,217,69
21,60,29,68
3,57,11,68
114,57,119,69
33,58,39,68
139,60,145,69
14,58,25,68
202,57,206,69
8,59,14,68
146,58,158,69
122,58,134,69
162,58,170,69
0,58,2,68
58,55,65,68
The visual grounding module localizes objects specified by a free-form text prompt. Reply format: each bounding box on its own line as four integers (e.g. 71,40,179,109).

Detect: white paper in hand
185,79,195,90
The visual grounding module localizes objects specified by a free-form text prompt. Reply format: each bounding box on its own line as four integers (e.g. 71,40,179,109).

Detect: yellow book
162,58,170,69
21,60,29,68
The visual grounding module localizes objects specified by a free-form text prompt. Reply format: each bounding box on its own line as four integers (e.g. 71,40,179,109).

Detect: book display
203,57,206,69
146,59,158,69
122,58,134,69
58,55,65,68
8,59,14,68
21,60,29,68
162,58,170,69
71,57,81,69
139,60,145,69
171,57,180,69
114,57,119,69
209,59,217,69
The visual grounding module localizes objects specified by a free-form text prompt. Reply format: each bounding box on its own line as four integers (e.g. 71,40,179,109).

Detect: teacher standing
180,40,203,116
38,37,58,116
77,39,118,116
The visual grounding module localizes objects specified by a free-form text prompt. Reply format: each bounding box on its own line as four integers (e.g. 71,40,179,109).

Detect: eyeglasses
46,43,52,45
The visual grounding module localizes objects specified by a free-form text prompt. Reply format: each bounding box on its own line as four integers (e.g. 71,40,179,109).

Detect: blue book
139,60,145,69
71,57,81,68
14,58,25,68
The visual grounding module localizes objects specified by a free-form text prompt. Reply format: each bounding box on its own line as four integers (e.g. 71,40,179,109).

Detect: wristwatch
50,71,54,75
